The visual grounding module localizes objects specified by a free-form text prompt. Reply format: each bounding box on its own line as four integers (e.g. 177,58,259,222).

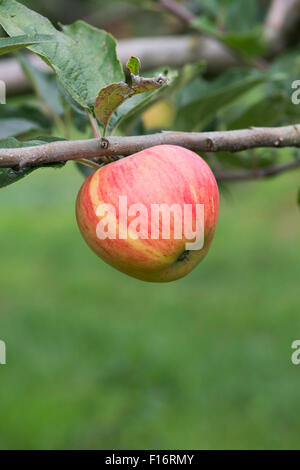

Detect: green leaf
0,104,52,139
60,21,124,107
94,74,168,132
269,50,300,111
297,188,300,210
126,56,140,75
0,138,32,188
16,52,64,116
192,14,266,59
175,72,266,131
56,82,90,132
0,34,57,55
24,135,67,146
0,136,66,189
215,148,275,170
0,0,124,109
191,16,220,36
221,30,266,59
198,0,219,16
0,166,35,188
227,94,287,130
0,118,42,139
223,0,261,33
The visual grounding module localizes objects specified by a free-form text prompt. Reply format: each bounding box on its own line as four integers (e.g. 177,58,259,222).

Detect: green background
0,165,299,449
0,0,300,451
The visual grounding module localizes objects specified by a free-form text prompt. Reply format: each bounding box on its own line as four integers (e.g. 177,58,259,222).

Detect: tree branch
1,125,300,181
159,0,196,23
214,160,300,182
264,0,300,55
118,35,239,73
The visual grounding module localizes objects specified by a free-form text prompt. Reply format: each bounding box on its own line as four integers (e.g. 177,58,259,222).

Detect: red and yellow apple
76,144,219,282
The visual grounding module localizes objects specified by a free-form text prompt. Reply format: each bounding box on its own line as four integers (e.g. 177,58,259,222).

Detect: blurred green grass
0,163,299,449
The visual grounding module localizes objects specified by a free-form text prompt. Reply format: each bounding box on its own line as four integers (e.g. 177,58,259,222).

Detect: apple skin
76,145,219,282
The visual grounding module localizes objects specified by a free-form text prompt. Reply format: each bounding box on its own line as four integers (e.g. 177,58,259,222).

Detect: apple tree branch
0,125,300,182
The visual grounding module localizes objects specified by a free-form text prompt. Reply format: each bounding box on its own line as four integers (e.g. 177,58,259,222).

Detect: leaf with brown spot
94,72,168,132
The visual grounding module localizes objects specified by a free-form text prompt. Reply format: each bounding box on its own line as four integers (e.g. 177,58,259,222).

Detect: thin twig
264,0,300,55
159,0,196,23
214,160,300,182
87,110,101,138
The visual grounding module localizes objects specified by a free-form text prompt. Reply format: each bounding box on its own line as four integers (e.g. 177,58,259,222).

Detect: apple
76,144,219,282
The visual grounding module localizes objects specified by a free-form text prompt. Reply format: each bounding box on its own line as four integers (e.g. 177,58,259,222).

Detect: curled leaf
94,73,168,131
0,34,58,55
126,56,141,75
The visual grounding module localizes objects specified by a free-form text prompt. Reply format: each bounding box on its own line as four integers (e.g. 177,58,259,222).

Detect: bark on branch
214,160,300,181
264,0,300,55
159,0,196,23
0,125,300,182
